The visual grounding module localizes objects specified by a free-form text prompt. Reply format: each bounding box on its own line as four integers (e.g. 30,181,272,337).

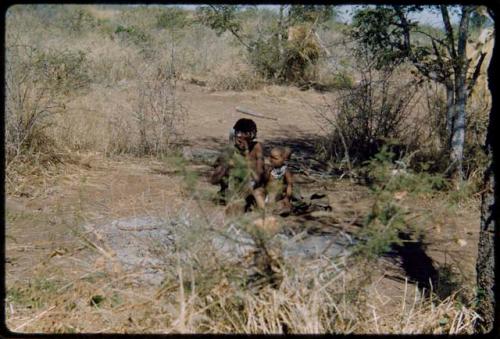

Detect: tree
197,5,336,83
351,5,490,180
475,7,497,333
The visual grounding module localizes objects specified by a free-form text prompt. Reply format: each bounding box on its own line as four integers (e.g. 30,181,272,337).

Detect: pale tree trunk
278,5,285,59
445,82,455,144
475,9,497,332
276,5,287,81
449,6,472,181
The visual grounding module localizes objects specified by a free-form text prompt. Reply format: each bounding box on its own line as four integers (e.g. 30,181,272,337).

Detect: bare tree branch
467,51,486,97
413,29,448,48
208,5,252,51
441,5,457,59
393,6,412,55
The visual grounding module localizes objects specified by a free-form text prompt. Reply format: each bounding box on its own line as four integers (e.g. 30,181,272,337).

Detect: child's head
270,147,292,168
233,118,257,151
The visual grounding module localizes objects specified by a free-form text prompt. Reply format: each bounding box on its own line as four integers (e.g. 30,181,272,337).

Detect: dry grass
5,230,479,334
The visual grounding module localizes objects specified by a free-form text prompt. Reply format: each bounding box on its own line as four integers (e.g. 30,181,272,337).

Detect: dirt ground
5,82,481,332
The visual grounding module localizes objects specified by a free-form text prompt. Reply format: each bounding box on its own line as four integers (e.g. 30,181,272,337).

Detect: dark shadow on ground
385,232,439,294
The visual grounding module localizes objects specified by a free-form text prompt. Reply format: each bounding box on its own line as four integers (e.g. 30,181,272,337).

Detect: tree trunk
449,6,472,181
476,164,496,332
450,86,465,181
475,7,497,333
276,5,288,82
278,5,285,59
445,82,455,145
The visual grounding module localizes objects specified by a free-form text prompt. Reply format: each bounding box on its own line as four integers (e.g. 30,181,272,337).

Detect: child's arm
250,142,265,185
284,170,293,201
210,155,229,185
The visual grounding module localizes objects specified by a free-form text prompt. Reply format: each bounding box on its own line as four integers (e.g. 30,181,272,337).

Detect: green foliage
288,5,337,26
90,295,105,307
363,145,448,194
115,24,151,46
222,147,254,202
156,7,189,30
354,198,407,260
354,146,448,260
197,5,243,37
7,278,60,309
469,9,491,32
197,5,327,84
247,35,282,79
62,7,99,33
162,155,199,194
26,5,99,35
351,7,410,69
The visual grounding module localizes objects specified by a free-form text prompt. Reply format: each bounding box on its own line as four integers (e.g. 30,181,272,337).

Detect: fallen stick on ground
236,107,278,121
13,306,56,332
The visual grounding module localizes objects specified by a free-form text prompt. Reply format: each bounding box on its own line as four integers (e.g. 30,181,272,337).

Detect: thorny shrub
5,40,89,165
353,146,448,260
322,65,423,167
133,67,187,156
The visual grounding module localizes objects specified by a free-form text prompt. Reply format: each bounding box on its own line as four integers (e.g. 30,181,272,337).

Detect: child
264,147,293,215
210,118,266,210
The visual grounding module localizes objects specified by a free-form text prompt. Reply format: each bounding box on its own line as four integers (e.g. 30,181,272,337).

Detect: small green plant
7,278,60,309
354,195,408,260
354,146,448,260
164,154,200,194
363,145,448,195
90,294,105,307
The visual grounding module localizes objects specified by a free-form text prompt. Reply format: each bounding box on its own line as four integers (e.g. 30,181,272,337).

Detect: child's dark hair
233,118,257,137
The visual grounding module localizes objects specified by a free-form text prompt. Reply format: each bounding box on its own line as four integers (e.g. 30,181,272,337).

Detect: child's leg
253,187,266,210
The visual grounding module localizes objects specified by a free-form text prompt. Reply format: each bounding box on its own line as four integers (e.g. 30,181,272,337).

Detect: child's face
234,132,251,151
270,149,285,168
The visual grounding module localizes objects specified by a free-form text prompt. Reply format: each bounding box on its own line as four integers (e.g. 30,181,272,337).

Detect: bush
133,67,187,156
247,35,282,80
354,147,448,259
5,43,88,163
362,145,448,194
322,65,422,166
156,7,189,30
114,24,150,46
33,48,90,95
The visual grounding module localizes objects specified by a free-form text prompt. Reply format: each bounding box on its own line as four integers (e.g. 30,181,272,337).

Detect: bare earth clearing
5,83,480,333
